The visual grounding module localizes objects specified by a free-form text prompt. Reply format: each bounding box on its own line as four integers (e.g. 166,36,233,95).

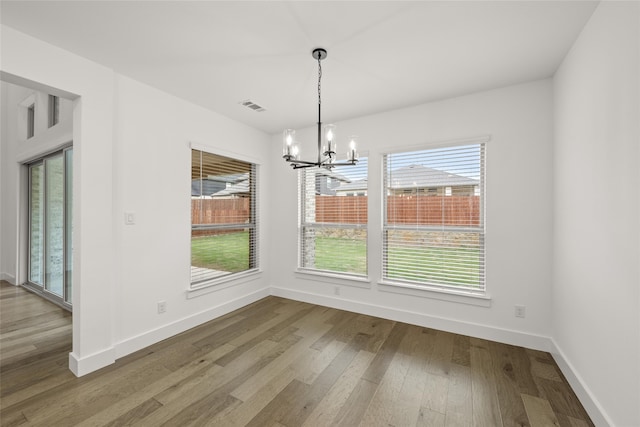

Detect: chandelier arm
288,158,357,170
330,161,358,167
287,159,317,166
291,163,321,170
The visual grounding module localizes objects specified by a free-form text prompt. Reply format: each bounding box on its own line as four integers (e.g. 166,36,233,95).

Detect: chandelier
282,48,359,170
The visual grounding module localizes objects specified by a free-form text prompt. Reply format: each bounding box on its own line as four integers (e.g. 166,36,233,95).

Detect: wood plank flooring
0,281,593,426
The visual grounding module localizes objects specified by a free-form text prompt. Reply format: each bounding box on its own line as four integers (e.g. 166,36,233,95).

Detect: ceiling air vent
240,100,266,112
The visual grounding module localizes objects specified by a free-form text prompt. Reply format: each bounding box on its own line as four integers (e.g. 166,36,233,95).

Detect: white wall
0,81,26,286
112,74,272,357
0,84,4,282
0,82,18,285
1,25,272,376
1,25,116,375
269,79,555,350
553,2,640,426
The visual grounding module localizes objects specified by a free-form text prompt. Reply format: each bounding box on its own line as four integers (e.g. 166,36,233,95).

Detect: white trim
295,269,371,289
549,338,612,427
68,348,116,377
270,286,550,352
18,92,36,108
0,273,16,285
380,134,491,156
378,281,491,307
187,270,263,299
189,141,262,166
115,286,270,359
16,137,73,165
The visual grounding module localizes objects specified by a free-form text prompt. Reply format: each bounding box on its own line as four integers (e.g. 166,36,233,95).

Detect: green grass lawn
192,232,480,288
314,236,368,275
385,246,481,288
191,231,250,272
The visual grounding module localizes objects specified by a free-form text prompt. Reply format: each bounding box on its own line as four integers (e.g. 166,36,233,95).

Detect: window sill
377,280,491,307
187,269,262,299
295,269,371,289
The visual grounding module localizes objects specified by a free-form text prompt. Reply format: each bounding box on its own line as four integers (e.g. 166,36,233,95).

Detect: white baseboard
1,272,16,285
270,286,552,352
69,348,116,377
113,286,271,360
67,286,269,377
549,338,611,427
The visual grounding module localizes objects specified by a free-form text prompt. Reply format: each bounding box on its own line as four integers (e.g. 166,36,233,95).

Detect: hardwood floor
0,281,593,426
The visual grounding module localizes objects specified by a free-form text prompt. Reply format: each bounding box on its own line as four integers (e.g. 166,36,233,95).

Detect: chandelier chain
317,56,322,106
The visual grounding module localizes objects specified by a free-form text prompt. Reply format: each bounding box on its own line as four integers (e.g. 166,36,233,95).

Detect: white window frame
380,137,488,299
298,156,369,281
189,146,260,291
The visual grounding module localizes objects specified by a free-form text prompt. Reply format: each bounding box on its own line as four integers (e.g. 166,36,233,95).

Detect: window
190,149,258,286
299,157,368,277
48,95,60,128
383,142,485,293
27,103,35,138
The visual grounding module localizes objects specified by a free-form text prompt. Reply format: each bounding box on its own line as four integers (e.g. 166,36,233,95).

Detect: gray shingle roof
389,164,478,189
335,164,478,192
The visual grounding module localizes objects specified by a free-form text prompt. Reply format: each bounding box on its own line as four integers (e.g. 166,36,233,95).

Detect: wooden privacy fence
315,195,480,226
315,196,368,224
387,195,480,226
192,198,250,237
192,195,480,230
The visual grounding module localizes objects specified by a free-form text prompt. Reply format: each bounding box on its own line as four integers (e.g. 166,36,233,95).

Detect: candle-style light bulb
348,136,358,162
283,129,296,158
324,124,337,155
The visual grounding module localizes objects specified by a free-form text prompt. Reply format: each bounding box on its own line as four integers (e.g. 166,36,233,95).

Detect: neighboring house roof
335,164,478,193
388,164,478,189
316,169,351,183
211,178,250,197
192,172,249,197
192,179,224,196
337,179,368,192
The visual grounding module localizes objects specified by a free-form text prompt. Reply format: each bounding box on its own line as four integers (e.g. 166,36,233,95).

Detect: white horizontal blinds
300,158,368,276
191,149,258,286
383,143,485,291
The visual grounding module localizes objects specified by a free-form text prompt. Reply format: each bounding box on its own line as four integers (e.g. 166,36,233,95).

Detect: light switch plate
125,212,136,225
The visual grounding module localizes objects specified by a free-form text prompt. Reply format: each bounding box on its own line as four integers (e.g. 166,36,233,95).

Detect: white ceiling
1,1,598,134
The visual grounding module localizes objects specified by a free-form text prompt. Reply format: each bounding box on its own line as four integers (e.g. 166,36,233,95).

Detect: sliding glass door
29,164,45,286
27,147,73,307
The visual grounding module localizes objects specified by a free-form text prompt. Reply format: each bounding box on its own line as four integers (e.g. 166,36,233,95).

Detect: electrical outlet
157,301,167,314
334,286,340,296
515,305,526,318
